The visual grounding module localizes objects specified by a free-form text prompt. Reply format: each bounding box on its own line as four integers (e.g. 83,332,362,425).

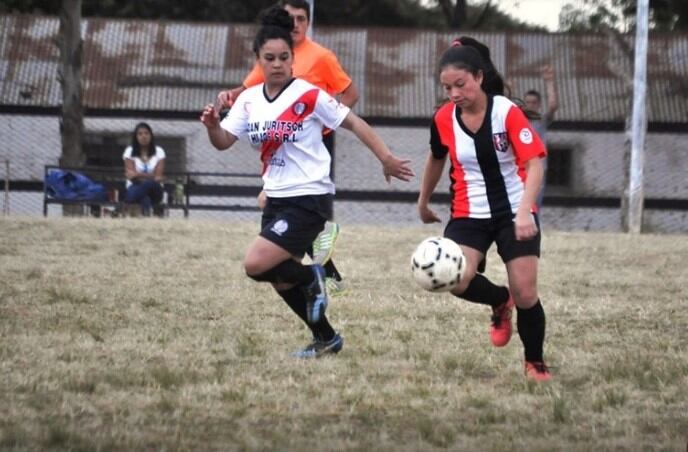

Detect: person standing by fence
523,65,558,210
218,0,356,295
417,40,551,381
202,6,413,358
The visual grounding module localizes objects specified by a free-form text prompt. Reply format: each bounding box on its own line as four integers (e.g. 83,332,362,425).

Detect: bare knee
451,269,476,295
243,256,264,277
510,285,538,308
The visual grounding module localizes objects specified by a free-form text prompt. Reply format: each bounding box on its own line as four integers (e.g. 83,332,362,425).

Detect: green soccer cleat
312,222,340,265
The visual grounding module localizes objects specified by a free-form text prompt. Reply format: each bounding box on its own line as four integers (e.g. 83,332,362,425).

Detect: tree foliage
559,0,688,32
0,0,545,30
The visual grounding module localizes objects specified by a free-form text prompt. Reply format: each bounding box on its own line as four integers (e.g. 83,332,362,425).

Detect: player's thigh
258,201,325,261
444,217,491,289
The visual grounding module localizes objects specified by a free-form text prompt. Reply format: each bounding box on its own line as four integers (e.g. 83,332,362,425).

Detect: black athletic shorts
444,213,541,263
259,194,332,257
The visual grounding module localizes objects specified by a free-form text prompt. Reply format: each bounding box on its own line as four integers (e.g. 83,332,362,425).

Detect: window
83,133,187,175
545,146,572,190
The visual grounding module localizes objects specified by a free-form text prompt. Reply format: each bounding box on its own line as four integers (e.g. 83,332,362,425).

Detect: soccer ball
411,236,466,292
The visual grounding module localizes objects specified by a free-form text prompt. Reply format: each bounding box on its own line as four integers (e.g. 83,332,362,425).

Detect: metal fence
1,112,686,233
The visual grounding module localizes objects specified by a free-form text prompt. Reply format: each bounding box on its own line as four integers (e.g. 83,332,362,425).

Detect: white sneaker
312,222,340,265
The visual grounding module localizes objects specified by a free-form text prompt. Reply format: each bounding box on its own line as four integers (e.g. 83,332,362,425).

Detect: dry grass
0,217,687,451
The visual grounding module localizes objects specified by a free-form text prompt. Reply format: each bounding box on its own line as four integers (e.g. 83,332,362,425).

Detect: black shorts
259,194,331,257
444,213,541,263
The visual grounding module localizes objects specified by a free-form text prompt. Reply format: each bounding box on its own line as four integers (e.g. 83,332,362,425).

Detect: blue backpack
45,170,108,202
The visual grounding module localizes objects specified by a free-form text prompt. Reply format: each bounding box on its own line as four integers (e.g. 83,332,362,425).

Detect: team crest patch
271,219,289,236
293,102,306,115
492,132,509,152
519,128,533,144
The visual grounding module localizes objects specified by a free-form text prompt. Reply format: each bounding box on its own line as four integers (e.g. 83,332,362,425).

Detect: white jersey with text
220,78,350,198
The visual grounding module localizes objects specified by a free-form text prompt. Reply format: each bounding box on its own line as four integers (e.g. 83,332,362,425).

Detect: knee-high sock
277,286,335,342
248,259,313,285
455,274,509,308
517,300,546,362
323,260,342,280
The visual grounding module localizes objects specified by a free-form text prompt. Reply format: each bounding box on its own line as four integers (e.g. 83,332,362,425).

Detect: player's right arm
200,103,238,150
418,152,445,224
418,120,448,223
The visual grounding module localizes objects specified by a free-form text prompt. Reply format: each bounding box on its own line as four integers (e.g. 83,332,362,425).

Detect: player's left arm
515,157,543,240
506,105,546,240
340,112,413,183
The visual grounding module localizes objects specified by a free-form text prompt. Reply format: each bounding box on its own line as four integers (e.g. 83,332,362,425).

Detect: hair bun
259,6,294,33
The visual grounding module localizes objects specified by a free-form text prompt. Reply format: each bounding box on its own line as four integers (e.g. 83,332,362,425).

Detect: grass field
1,217,686,451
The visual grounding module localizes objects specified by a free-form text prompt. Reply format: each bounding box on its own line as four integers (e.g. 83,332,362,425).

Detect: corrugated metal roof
1,14,687,123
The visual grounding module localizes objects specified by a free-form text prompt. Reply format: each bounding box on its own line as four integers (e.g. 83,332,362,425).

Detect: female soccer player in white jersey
200,7,413,358
417,40,551,381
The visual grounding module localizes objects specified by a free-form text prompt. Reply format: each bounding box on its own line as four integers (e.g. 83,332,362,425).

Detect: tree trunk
452,0,467,29
58,0,84,168
58,0,85,216
437,0,466,29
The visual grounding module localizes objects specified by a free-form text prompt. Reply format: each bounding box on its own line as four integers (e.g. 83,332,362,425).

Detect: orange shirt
243,38,352,96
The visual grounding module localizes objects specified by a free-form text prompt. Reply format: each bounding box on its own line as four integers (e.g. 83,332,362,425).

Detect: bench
43,165,191,217
43,166,268,218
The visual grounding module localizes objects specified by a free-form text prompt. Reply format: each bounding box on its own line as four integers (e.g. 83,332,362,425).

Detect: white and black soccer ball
411,236,466,292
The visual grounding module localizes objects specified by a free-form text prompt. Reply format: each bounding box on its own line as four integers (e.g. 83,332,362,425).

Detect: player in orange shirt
218,0,357,295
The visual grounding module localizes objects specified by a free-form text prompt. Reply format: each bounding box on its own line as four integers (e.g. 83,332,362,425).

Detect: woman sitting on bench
122,122,166,217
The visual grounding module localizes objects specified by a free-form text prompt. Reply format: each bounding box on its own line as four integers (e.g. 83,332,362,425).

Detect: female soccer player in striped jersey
201,7,413,358
417,40,551,381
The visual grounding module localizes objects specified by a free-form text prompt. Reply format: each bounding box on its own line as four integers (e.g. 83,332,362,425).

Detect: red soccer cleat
490,295,514,347
525,361,552,382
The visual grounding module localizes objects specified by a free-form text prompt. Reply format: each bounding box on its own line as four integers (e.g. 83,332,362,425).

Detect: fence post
628,0,649,234
3,160,9,216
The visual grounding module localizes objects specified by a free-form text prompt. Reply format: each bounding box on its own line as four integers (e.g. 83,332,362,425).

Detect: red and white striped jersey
430,95,546,219
221,78,350,198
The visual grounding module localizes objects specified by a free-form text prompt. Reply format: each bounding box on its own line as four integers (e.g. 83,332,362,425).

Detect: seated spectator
122,122,165,217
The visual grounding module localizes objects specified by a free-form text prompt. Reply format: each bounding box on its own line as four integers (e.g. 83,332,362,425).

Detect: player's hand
541,65,555,81
514,211,538,240
200,103,220,129
256,190,267,210
418,203,441,224
382,154,414,183
218,90,236,109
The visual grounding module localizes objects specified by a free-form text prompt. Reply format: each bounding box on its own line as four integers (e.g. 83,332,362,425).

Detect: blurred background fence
1,16,687,232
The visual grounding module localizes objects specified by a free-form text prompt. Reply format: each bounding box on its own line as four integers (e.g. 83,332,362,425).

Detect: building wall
1,114,686,232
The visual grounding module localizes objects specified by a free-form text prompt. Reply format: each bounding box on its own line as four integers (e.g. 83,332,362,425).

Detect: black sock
277,286,335,341
323,260,342,280
517,300,546,362
456,274,509,307
250,259,314,285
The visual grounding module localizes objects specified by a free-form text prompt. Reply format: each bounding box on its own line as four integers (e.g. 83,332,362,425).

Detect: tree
559,0,688,31
1,0,546,31
58,0,84,170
